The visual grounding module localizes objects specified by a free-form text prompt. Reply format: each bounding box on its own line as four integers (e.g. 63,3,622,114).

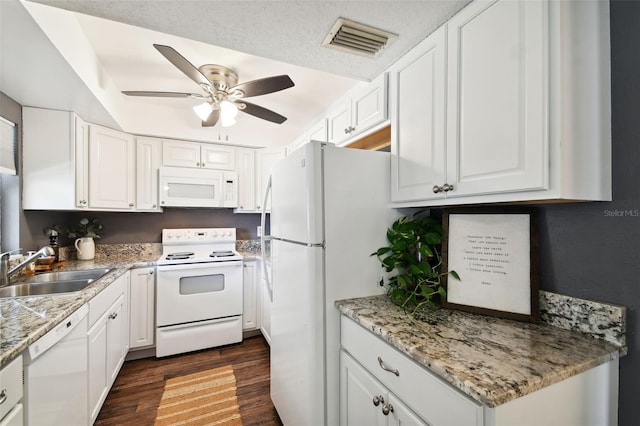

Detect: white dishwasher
23,304,89,426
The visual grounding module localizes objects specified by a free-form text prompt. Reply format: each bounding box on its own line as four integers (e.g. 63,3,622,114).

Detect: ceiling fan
122,44,295,127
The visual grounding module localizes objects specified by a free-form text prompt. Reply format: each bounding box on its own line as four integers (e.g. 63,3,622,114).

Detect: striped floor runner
155,365,243,426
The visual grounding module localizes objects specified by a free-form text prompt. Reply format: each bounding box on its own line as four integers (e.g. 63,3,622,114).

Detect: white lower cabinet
242,261,259,331
88,274,129,423
129,267,155,349
341,350,424,426
0,356,23,426
340,315,619,426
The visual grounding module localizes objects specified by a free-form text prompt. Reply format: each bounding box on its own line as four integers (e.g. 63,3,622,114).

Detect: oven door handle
157,261,242,272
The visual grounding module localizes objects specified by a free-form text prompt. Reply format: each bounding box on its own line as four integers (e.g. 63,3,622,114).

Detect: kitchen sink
0,268,112,298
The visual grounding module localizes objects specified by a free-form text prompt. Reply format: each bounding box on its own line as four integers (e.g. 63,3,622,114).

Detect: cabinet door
256,147,285,211
446,0,548,197
74,115,89,209
201,144,236,170
235,148,257,211
129,268,155,349
88,125,136,209
136,137,162,211
308,119,328,143
88,315,108,423
340,350,387,426
352,74,387,133
242,261,258,330
162,139,201,168
387,394,428,426
106,294,125,386
327,102,352,145
390,25,446,203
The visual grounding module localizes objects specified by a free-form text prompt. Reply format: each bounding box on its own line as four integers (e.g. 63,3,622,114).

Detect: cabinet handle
372,395,384,407
152,204,157,208
129,203,134,207
442,183,454,192
201,163,206,167
432,185,442,194
256,205,261,210
382,403,394,415
196,162,200,167
149,271,154,275
109,312,118,320
344,128,350,134
377,356,399,376
0,388,7,405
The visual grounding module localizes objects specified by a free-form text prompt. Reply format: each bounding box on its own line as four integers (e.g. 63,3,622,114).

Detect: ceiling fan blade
239,101,287,124
153,44,211,87
202,109,220,127
122,91,195,98
232,75,294,98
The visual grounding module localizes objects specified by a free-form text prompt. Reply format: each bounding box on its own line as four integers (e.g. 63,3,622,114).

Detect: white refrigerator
266,141,399,425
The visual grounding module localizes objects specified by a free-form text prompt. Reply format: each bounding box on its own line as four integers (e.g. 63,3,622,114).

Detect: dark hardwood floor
95,335,282,425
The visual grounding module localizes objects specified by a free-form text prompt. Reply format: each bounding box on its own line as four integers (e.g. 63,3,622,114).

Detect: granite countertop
335,295,625,408
1,242,262,368
0,254,159,368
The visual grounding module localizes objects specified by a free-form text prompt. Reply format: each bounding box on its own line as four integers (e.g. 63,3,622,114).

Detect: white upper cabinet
256,147,286,212
390,25,447,203
88,125,136,210
23,107,89,210
391,0,611,206
162,139,236,170
135,137,162,211
235,147,257,212
327,74,388,146
446,0,547,198
289,119,328,154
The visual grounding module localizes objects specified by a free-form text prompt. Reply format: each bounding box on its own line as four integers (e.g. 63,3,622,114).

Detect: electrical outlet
257,226,262,237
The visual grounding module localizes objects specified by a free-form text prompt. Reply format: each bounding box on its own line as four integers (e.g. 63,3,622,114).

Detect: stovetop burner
165,251,195,260
210,250,235,258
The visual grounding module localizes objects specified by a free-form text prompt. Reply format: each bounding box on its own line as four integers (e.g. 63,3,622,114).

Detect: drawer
0,356,23,420
341,316,483,426
89,274,125,326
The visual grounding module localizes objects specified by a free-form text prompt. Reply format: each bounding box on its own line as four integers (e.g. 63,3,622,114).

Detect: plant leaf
449,270,461,281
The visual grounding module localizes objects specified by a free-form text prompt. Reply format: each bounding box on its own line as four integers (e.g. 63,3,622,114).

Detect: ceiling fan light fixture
193,102,213,121
221,116,236,128
220,100,239,119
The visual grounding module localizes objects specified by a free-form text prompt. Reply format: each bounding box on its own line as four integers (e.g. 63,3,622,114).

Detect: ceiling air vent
322,18,396,58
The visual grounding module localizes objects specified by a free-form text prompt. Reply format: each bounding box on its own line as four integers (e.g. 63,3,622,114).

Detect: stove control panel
162,228,236,244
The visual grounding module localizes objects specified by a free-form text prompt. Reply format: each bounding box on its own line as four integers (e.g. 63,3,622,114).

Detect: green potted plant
372,211,459,316
44,218,103,261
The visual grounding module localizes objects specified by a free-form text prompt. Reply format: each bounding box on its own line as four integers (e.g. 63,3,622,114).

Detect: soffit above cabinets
1,0,471,148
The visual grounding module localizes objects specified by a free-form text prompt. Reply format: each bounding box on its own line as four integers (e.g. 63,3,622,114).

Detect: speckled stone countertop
335,295,625,407
1,241,261,368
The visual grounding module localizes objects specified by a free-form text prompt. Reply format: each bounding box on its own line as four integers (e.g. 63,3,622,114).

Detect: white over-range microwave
159,166,238,208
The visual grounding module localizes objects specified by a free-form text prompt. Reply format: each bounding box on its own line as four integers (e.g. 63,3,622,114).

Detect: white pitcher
75,237,95,260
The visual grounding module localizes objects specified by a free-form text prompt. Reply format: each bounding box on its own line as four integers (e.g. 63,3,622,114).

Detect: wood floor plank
95,335,282,426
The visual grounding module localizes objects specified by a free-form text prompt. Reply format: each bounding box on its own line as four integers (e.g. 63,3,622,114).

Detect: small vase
75,237,95,260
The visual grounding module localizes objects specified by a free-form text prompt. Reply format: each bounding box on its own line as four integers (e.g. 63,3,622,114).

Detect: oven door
156,261,243,327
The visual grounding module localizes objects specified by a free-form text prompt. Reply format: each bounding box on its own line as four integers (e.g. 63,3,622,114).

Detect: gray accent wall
536,2,640,423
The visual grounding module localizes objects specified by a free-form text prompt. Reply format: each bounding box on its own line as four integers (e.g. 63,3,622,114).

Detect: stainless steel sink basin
15,268,111,284
0,268,112,298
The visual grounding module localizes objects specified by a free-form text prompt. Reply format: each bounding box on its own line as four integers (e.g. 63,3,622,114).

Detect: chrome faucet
0,246,55,287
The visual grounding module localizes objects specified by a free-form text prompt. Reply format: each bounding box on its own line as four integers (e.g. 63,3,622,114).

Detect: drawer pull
382,402,394,415
0,388,7,405
109,312,118,320
377,356,399,376
372,395,384,406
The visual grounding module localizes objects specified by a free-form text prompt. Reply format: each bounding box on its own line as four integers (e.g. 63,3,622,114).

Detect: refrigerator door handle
261,174,273,293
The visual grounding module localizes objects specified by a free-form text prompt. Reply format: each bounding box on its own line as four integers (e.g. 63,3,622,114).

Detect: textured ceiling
28,0,471,81
1,0,472,148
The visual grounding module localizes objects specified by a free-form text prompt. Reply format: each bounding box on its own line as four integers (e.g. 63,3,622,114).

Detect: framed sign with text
442,208,539,322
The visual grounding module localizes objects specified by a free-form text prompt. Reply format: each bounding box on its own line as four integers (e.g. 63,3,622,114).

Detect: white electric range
155,228,244,357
